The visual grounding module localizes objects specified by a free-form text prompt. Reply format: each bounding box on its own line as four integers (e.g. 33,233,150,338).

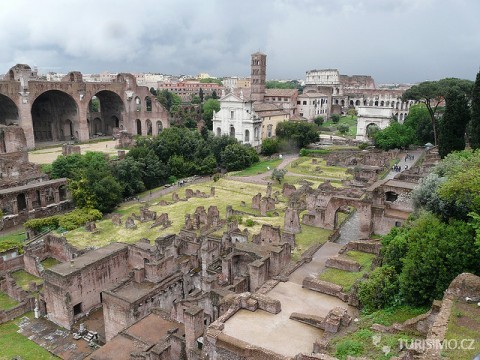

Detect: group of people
392,164,409,172
405,153,415,161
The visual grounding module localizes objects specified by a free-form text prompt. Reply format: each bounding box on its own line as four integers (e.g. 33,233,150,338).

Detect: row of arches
216,126,260,143
334,98,415,110
136,119,164,136
0,89,163,145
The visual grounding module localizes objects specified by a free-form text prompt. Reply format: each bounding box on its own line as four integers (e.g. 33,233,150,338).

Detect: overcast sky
1,0,479,84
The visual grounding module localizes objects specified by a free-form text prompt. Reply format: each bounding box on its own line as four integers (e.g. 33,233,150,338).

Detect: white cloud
0,0,478,83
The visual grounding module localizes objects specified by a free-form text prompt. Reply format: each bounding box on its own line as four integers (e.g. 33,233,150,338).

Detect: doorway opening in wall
73,302,82,316
100,293,103,303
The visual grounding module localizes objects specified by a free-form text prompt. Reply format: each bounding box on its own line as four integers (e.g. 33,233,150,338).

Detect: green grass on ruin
0,291,19,311
329,305,429,360
317,250,375,292
232,158,283,176
10,270,43,291
441,301,480,360
0,312,59,360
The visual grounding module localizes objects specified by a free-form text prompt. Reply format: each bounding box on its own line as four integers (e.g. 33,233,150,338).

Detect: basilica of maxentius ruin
0,59,479,360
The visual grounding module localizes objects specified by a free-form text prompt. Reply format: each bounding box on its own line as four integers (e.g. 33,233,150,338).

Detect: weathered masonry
0,64,169,149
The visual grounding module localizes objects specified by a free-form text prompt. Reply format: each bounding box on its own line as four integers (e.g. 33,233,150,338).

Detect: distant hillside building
157,81,223,102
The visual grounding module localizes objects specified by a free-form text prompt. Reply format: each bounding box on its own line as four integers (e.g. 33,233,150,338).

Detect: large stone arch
88,90,125,136
0,94,19,125
324,197,372,239
31,90,79,143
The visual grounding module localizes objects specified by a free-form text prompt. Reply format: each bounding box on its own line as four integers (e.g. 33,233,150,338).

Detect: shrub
260,138,280,156
331,114,341,124
358,142,369,150
337,123,350,134
358,266,399,312
314,116,324,126
24,208,102,232
245,219,255,227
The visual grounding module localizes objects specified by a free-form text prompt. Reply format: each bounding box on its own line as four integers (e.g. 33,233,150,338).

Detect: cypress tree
470,70,480,149
438,88,470,158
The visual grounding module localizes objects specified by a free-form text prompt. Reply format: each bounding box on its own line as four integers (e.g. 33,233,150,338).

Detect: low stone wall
325,256,361,272
345,240,381,255
0,297,34,324
302,276,348,302
0,254,24,274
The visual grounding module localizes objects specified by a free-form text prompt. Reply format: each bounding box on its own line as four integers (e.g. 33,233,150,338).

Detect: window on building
230,110,234,119
303,101,307,105
267,124,273,138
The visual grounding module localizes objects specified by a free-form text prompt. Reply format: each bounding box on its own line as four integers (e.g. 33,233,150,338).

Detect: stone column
53,188,60,204
25,193,33,211
40,190,46,207
12,198,18,215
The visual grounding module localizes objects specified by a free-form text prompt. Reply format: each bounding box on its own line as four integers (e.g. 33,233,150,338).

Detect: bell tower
250,52,266,102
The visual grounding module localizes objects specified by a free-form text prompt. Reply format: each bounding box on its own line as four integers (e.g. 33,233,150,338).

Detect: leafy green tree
347,108,357,118
260,138,280,156
149,87,157,96
337,123,349,134
199,78,222,85
469,70,480,149
266,80,297,89
276,121,319,149
111,157,145,197
199,88,204,103
211,90,218,99
330,114,340,124
156,90,181,114
202,98,220,129
358,266,399,311
313,116,324,126
271,168,287,184
221,143,259,171
51,153,86,179
373,121,415,150
403,103,434,145
210,135,237,163
438,167,480,217
402,78,473,145
399,213,478,306
438,88,470,158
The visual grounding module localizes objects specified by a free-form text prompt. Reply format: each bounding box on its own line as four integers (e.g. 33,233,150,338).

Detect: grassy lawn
329,306,429,360
287,157,352,181
232,158,283,176
10,270,43,291
0,313,59,360
442,301,480,359
0,291,19,311
322,116,358,137
41,257,61,269
0,232,26,252
318,250,375,292
292,224,331,261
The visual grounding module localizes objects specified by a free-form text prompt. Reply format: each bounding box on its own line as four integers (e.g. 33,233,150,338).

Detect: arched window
245,129,250,142
146,119,152,135
135,97,141,112
216,127,221,136
157,121,163,134
229,125,235,137
145,97,152,112
136,119,142,135
355,100,360,106
267,124,273,138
